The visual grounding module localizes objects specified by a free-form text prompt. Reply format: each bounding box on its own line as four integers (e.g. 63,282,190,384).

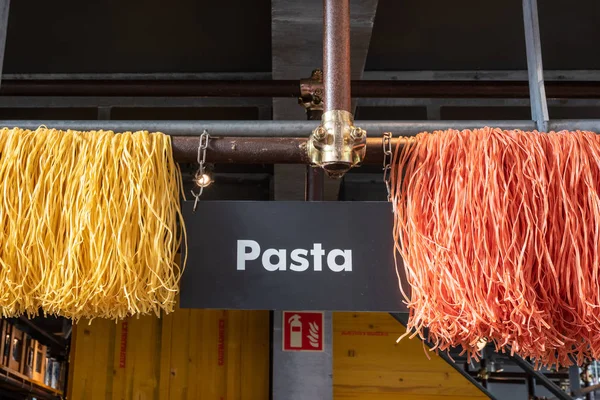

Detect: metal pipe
324,0,351,112
0,0,10,89
0,119,538,137
7,119,600,165
179,134,547,164
579,382,600,396
306,109,325,200
306,167,325,200
173,136,415,164
523,0,549,131
173,137,309,164
468,371,568,380
480,357,489,389
4,80,600,99
0,80,300,98
527,375,536,399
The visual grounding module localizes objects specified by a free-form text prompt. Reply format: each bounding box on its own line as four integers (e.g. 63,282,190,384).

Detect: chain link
192,130,211,212
382,132,393,202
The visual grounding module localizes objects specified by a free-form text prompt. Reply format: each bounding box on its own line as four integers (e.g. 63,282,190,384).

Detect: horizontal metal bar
548,120,600,131
579,382,600,396
7,70,600,82
2,80,600,99
467,371,569,380
362,70,600,82
174,137,308,164
0,96,272,109
3,119,598,165
4,96,600,109
359,98,600,108
0,80,300,98
0,120,537,137
0,96,272,108
2,72,272,81
173,137,411,164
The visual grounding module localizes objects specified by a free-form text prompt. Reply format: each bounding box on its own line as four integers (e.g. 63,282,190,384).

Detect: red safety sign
282,311,324,352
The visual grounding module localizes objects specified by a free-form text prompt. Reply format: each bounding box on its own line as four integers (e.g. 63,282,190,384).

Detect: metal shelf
0,365,62,400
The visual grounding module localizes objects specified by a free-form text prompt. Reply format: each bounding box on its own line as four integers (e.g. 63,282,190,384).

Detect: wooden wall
69,311,485,400
333,312,486,400
68,309,270,400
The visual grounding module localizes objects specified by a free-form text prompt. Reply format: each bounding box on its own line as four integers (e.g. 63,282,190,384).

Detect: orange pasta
391,127,600,367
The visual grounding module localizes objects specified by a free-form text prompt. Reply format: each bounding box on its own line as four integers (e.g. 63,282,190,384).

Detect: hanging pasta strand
391,127,600,367
0,127,186,320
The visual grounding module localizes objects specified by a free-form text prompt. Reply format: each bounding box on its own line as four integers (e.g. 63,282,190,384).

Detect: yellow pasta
0,127,186,320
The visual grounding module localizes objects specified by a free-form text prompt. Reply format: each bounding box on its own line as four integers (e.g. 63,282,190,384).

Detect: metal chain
191,130,211,212
382,132,393,202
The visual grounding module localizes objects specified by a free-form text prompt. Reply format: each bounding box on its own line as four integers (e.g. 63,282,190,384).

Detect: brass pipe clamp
307,110,366,178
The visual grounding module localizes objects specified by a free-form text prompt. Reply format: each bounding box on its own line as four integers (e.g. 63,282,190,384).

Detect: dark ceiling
4,0,600,75
366,0,600,71
3,0,272,74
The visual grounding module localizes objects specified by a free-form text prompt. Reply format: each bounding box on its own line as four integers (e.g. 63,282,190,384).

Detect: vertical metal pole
570,365,582,398
306,108,325,200
480,357,488,390
0,0,10,88
323,0,351,113
308,0,364,176
523,0,549,132
272,105,332,400
527,375,536,399
585,365,592,400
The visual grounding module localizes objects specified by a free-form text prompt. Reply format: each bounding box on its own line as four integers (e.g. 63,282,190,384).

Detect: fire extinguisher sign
282,311,324,352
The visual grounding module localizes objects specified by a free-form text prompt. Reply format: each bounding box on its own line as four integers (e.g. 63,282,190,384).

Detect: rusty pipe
309,0,363,177
172,136,405,164
4,80,600,99
324,0,351,112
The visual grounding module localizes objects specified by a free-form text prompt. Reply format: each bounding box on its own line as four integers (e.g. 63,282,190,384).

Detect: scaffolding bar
172,136,410,164
324,0,351,112
3,119,600,164
0,0,9,88
4,80,600,99
523,0,549,131
0,119,538,137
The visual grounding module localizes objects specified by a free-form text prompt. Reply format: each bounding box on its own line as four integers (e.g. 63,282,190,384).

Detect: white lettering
290,249,309,272
327,249,352,272
236,240,353,272
262,249,287,271
237,240,260,270
310,243,325,271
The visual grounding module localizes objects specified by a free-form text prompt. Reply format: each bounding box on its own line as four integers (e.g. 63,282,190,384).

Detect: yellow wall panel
68,309,270,400
333,312,487,399
69,310,486,400
69,317,116,399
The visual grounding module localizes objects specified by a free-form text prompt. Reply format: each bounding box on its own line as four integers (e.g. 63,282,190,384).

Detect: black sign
180,201,408,312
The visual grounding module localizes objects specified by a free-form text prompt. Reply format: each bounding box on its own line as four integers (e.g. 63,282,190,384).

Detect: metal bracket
307,109,366,178
299,69,324,113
